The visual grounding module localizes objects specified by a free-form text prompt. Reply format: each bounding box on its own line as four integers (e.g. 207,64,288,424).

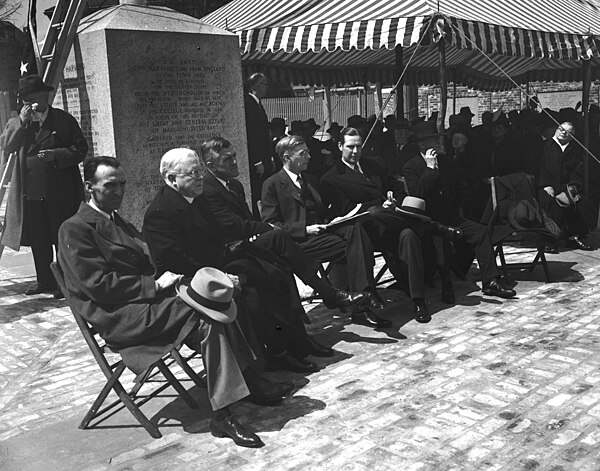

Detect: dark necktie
226,180,241,200
30,121,40,133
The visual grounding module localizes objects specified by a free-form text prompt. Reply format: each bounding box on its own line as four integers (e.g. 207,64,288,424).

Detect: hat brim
176,280,237,324
415,133,441,141
18,85,54,96
395,207,431,221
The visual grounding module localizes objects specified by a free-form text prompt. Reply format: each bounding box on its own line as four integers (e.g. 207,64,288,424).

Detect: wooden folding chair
488,175,554,282
51,262,205,438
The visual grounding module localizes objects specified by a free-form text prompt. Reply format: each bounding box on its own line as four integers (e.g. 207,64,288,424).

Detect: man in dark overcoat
244,73,272,217
0,75,88,297
58,157,272,448
538,121,596,250
402,121,517,300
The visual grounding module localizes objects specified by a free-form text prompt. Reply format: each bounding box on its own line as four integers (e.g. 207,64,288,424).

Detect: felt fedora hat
459,106,474,117
395,196,431,221
18,75,54,96
176,267,237,323
412,120,440,141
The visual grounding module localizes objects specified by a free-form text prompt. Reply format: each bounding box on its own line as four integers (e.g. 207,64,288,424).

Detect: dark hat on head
395,196,431,221
18,75,54,96
347,115,367,128
559,107,579,123
459,106,474,117
290,120,303,135
412,120,440,141
176,267,237,324
269,117,286,130
387,117,411,130
491,109,510,127
304,118,320,131
326,122,342,134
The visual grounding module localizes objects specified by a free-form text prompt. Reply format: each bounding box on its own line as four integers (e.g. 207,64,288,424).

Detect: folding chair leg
171,349,206,389
156,360,199,409
80,362,127,430
79,362,162,438
540,251,552,282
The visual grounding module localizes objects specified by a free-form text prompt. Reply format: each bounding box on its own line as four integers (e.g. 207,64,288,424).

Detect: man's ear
84,180,93,194
167,173,177,184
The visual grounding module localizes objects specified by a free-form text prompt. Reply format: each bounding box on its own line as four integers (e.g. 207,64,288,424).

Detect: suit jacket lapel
278,170,304,205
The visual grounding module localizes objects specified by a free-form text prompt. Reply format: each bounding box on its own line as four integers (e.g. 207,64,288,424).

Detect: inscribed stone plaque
53,5,249,228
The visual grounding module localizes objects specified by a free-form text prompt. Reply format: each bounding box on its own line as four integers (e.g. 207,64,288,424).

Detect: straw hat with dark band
395,196,431,221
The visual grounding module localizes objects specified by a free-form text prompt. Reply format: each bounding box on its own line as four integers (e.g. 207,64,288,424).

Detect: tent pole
376,82,383,116
364,83,369,116
582,57,591,195
437,38,448,134
395,45,404,118
452,80,457,115
323,86,332,130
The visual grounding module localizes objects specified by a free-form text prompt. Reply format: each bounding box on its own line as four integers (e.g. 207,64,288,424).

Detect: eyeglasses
173,170,204,180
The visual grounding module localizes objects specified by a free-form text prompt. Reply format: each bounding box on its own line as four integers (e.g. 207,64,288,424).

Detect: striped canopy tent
201,0,600,91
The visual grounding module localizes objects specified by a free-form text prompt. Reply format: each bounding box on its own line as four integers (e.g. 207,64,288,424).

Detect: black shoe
366,291,386,310
305,336,335,357
25,283,55,296
323,289,367,309
210,415,264,448
566,236,593,251
413,299,432,323
266,352,319,373
544,244,559,254
243,374,294,405
351,310,392,328
431,222,463,242
482,278,516,299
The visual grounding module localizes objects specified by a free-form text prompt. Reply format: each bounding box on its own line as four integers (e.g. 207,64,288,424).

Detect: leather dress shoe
366,291,386,310
351,309,392,328
413,299,432,323
243,375,294,405
306,336,335,357
482,278,516,299
566,236,593,251
431,222,463,242
266,352,319,373
210,415,264,448
25,283,55,296
323,289,367,309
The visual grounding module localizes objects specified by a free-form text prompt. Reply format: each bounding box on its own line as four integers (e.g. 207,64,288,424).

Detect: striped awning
201,0,600,90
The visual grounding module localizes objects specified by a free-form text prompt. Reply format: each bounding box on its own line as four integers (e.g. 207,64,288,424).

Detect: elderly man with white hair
143,147,349,375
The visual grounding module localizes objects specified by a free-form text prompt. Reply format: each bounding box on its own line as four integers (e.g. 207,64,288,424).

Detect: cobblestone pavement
2,244,600,470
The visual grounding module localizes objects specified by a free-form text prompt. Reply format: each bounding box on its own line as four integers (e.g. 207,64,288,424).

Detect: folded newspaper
326,204,368,228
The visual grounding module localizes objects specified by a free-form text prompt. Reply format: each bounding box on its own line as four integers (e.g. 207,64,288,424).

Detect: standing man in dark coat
538,121,596,251
0,75,88,297
260,135,388,328
58,156,272,448
402,121,517,300
244,73,271,217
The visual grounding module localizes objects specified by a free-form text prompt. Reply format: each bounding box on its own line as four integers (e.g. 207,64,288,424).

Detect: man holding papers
261,135,389,328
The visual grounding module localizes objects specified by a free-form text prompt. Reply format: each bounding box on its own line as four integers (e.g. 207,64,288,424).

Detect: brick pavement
2,245,600,470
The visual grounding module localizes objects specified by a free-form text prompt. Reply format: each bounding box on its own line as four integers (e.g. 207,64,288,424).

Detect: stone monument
53,1,250,227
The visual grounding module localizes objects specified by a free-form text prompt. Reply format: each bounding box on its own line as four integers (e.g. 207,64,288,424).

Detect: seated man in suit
58,156,281,448
402,121,517,299
143,147,365,374
260,135,389,328
321,127,434,323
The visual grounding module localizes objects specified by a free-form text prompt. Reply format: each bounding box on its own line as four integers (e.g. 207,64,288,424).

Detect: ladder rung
51,22,64,29
42,54,53,61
